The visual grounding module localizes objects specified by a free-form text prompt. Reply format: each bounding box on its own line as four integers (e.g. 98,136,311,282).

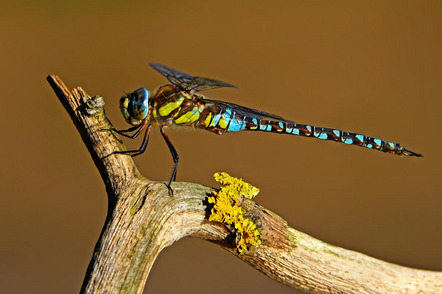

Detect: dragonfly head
120,88,150,126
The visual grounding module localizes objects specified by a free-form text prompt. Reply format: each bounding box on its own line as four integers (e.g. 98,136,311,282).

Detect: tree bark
47,75,442,294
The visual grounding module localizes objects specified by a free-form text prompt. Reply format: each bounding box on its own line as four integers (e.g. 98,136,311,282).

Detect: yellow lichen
214,172,260,199
235,218,261,254
208,172,262,254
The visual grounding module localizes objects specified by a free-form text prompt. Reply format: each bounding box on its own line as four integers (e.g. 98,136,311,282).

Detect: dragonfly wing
190,77,236,92
150,62,236,93
150,62,194,88
203,98,292,122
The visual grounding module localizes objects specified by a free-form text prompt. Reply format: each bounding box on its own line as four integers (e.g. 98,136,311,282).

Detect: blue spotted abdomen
198,108,421,156
250,120,421,156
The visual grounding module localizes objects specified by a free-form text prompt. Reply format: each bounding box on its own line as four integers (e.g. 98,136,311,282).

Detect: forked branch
47,75,442,294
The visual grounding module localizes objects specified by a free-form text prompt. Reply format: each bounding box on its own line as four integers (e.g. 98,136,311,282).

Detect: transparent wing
150,62,236,93
203,98,293,122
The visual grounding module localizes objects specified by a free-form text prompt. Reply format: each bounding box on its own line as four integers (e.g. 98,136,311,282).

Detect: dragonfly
112,62,422,193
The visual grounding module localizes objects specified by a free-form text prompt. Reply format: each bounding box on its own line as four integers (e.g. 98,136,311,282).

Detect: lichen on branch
208,172,261,254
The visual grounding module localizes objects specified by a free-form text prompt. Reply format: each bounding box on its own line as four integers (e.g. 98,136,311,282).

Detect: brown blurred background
1,1,441,293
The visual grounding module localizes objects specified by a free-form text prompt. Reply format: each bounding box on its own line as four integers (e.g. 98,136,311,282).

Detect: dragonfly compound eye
120,88,149,126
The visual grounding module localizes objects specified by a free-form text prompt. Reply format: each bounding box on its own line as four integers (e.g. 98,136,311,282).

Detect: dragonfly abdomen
218,116,422,157
152,86,421,157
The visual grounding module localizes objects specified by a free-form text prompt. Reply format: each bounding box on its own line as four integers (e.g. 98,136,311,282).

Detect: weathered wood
47,75,442,294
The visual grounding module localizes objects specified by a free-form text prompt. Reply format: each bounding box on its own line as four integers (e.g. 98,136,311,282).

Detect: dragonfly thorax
120,88,150,126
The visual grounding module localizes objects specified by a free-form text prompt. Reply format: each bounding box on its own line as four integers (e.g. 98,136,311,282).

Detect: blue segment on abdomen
343,138,353,144
286,125,293,133
314,128,327,139
291,128,300,135
223,108,233,120
228,116,246,132
356,134,365,142
317,132,328,139
259,123,272,131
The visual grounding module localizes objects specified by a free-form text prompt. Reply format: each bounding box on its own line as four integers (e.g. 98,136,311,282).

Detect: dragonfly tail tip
403,147,423,157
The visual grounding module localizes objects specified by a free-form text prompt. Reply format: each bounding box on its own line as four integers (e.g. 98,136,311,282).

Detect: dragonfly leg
114,123,151,157
160,126,179,195
103,124,146,139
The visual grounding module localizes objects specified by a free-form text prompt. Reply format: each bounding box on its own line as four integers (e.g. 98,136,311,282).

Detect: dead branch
47,75,442,294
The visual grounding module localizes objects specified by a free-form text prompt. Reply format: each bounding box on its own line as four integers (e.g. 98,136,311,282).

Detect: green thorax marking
153,85,206,125
158,95,185,116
